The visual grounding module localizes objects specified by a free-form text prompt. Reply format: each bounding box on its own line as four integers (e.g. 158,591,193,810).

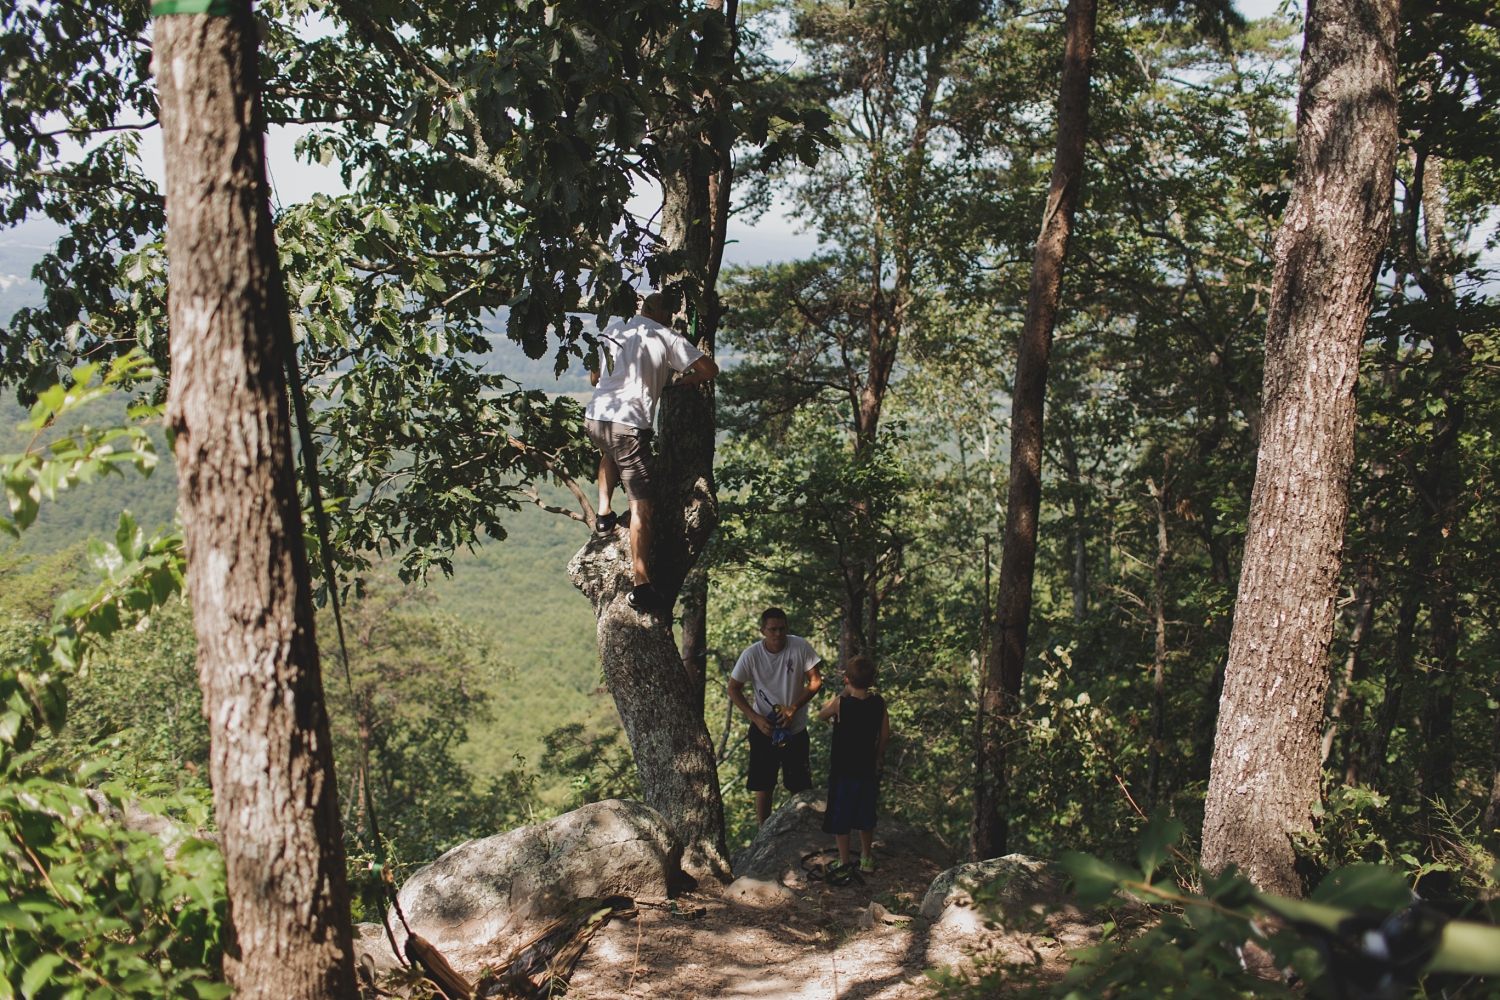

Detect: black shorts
585,418,654,501
747,727,813,793
822,776,879,834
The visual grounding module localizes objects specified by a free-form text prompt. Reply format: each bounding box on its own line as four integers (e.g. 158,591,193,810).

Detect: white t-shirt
731,635,823,735
585,316,705,430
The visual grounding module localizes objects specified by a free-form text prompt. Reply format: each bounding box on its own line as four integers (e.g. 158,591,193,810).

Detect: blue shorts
822,777,879,835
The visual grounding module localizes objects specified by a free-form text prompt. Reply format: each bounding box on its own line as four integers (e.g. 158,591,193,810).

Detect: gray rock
391,799,681,962
919,855,1064,920
730,789,954,885
725,876,798,908
354,922,400,975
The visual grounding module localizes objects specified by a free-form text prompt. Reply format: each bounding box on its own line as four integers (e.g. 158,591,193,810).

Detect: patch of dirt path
568,852,946,1000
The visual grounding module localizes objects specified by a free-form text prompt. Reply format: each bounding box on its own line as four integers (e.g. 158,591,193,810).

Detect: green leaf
21,953,64,999
1137,814,1185,883
0,902,41,932
1059,851,1137,907
1309,864,1410,910
115,510,143,562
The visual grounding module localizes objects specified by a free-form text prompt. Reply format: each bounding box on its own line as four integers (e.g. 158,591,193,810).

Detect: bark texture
567,0,736,880
973,0,1096,860
1200,0,1399,896
569,517,725,878
156,9,356,999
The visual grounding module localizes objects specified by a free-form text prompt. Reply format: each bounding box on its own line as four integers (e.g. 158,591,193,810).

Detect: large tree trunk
1200,0,1399,896
156,9,357,998
568,1,737,880
972,0,1096,860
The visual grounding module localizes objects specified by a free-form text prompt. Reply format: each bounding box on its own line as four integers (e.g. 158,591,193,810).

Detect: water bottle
772,704,791,746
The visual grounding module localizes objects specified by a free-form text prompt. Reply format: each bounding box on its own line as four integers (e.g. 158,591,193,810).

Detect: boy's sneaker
595,511,618,534
859,855,876,873
627,583,666,613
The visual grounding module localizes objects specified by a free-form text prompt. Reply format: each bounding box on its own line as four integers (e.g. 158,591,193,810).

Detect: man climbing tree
586,291,720,614
155,3,356,996
568,0,830,879
1201,0,1400,895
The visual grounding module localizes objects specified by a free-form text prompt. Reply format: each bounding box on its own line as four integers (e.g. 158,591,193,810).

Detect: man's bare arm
792,665,823,718
673,355,720,388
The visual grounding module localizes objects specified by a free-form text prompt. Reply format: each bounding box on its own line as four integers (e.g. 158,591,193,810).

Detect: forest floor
560,851,1098,1000
568,849,948,1000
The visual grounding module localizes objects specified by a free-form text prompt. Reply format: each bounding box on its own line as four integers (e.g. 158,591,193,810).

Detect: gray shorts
585,418,654,501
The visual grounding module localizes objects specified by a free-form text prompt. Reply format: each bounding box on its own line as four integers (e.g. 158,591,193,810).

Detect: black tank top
830,693,886,780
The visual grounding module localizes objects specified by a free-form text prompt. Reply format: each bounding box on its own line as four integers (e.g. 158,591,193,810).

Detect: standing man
587,291,719,612
728,607,825,825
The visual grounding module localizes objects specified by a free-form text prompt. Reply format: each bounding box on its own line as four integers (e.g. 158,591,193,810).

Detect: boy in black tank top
816,655,891,874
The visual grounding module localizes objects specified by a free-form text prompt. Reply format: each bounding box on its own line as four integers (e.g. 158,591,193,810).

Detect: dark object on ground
475,896,637,999
803,849,865,887
594,512,618,534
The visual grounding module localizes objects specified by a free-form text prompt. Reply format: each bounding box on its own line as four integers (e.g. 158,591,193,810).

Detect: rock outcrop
357,799,681,971
728,789,953,897
919,854,1064,919
921,855,1099,976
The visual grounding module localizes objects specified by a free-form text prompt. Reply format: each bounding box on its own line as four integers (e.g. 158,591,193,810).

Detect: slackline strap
150,0,241,15
274,301,414,964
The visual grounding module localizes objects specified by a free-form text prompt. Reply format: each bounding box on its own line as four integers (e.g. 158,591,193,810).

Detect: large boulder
371,799,681,968
919,855,1064,920
922,855,1095,976
730,789,953,890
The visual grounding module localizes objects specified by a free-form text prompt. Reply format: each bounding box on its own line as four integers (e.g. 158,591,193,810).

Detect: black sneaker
627,583,665,613
595,511,617,534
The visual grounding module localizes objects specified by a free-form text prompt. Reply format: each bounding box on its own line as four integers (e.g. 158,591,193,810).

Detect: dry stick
1114,774,1194,866
831,947,839,999
507,434,596,526
626,910,643,992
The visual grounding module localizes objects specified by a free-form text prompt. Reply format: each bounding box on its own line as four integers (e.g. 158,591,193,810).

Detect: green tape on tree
150,0,240,15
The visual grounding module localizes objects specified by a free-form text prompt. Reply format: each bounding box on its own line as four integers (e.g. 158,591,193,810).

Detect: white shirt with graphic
731,635,822,735
585,316,705,430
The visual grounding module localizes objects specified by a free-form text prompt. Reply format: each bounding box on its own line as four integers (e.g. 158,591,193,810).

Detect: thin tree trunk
1322,573,1377,766
1062,438,1087,619
1414,155,1464,810
679,565,710,715
970,535,992,862
1363,588,1418,788
156,8,356,997
1200,0,1399,896
1484,703,1500,835
973,0,1096,860
1146,477,1170,807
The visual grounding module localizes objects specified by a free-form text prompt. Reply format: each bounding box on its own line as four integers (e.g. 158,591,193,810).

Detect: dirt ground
565,849,949,1000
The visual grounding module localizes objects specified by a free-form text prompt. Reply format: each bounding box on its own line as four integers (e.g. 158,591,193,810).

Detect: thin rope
275,304,414,963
